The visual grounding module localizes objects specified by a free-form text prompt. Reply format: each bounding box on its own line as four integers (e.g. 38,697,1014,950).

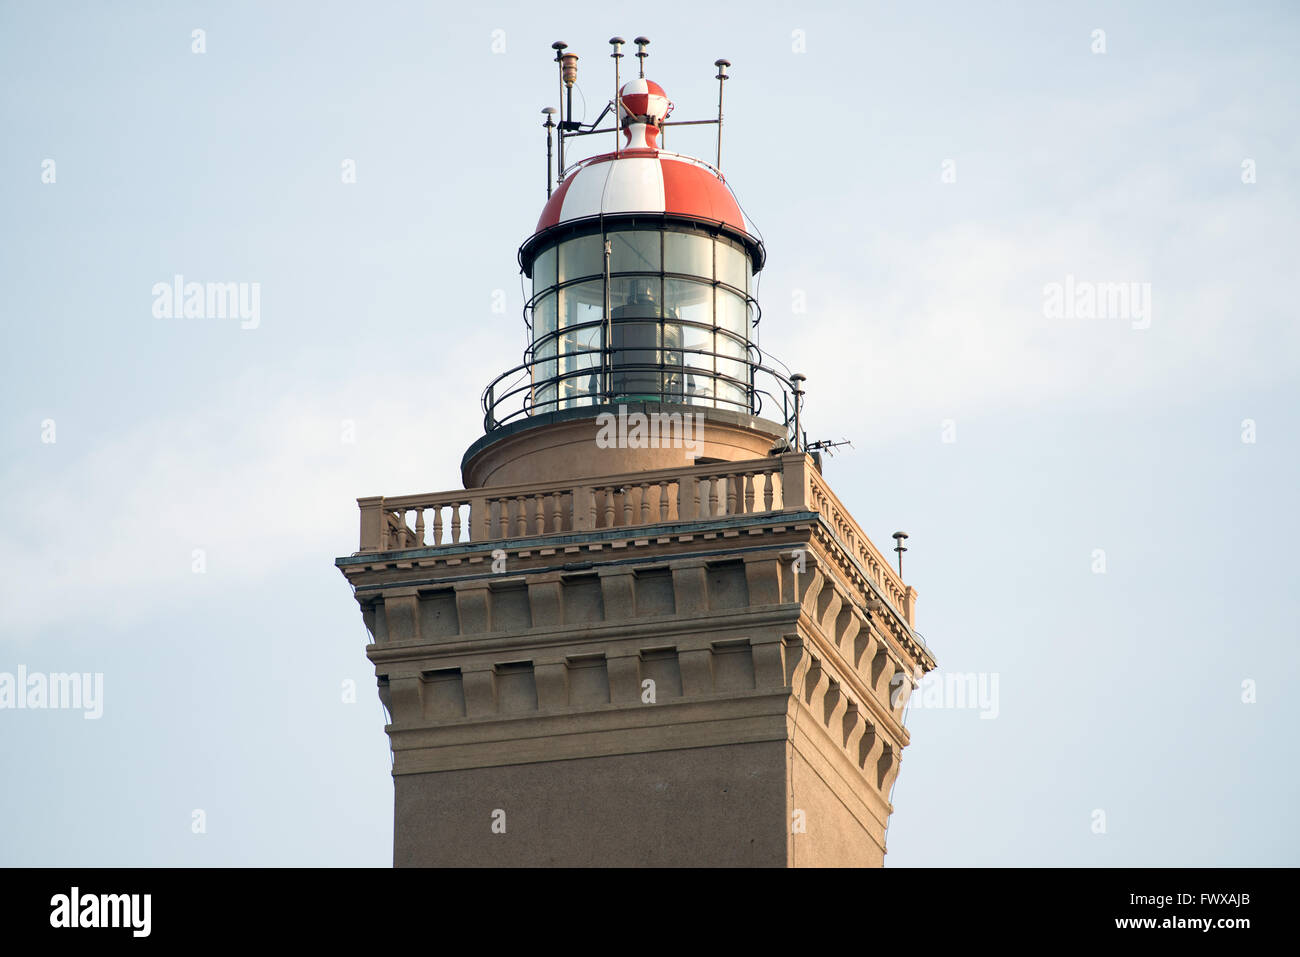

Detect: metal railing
482,338,795,433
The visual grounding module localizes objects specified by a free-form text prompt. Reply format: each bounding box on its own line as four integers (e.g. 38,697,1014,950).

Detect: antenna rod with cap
542,107,557,197
552,41,567,173
714,59,730,169
610,37,624,157
892,532,909,577
790,373,806,453
634,36,649,78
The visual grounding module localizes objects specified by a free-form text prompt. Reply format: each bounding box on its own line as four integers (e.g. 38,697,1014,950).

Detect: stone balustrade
803,464,913,623
355,452,914,624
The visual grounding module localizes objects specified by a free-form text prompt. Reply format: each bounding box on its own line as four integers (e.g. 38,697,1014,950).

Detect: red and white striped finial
618,78,671,150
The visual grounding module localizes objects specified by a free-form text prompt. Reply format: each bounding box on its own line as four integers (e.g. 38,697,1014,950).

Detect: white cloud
0,372,479,636
761,182,1297,445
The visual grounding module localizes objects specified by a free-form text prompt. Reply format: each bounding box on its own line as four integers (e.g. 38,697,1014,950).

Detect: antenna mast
540,41,735,191
714,59,730,168
542,107,557,197
610,37,624,157
892,532,909,577
789,373,806,453
552,41,568,173
634,36,649,78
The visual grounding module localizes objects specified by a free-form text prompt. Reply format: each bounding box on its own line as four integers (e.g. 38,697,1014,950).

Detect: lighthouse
337,38,936,867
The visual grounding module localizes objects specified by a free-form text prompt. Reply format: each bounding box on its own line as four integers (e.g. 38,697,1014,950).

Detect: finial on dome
618,78,670,150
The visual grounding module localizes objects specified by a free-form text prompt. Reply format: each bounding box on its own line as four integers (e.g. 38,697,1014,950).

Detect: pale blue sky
1,0,1296,865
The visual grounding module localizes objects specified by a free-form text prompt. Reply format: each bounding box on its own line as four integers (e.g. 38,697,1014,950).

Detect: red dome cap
536,150,750,239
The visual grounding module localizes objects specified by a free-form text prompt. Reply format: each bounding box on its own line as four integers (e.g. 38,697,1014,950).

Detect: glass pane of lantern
683,369,714,406
610,321,661,399
534,383,557,411
664,278,712,399
716,329,747,359
556,281,608,406
558,298,603,409
661,323,685,403
716,289,748,336
716,355,747,384
715,380,746,410
680,323,714,371
568,323,602,369
533,245,557,296
610,276,662,318
716,240,748,292
558,335,600,408
533,292,557,342
533,333,557,412
559,323,599,361
664,231,713,279
558,233,604,283
609,230,661,273
664,278,712,326
716,328,749,400
559,280,604,336
611,321,660,355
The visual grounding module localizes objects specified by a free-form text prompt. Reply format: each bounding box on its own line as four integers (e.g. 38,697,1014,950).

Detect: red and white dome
536,151,750,237
530,78,758,250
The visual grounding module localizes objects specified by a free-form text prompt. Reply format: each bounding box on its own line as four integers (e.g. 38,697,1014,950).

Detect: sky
1,0,1296,866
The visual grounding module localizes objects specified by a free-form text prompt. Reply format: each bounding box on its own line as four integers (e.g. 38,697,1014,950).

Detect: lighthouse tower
337,39,936,867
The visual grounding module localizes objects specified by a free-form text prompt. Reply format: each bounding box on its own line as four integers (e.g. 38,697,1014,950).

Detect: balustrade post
678,474,697,521
358,496,384,552
781,453,810,510
574,485,596,531
470,494,488,541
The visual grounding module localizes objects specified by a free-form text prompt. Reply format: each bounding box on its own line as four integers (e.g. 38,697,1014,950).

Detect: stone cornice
336,512,820,572
343,511,935,672
368,604,803,668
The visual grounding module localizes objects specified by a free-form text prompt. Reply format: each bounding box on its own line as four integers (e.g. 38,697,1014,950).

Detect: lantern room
474,38,800,483
520,169,762,415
